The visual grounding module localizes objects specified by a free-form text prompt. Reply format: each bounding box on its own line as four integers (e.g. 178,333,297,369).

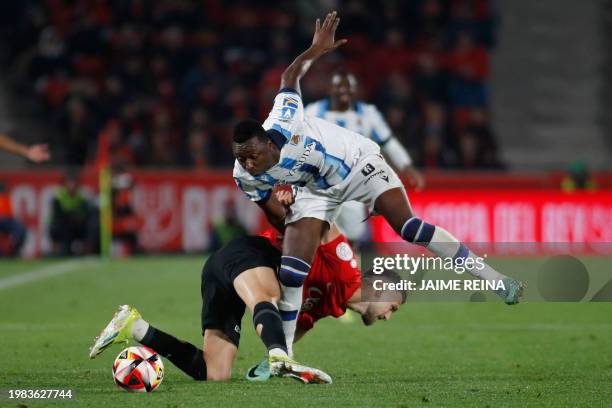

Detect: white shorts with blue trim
286,151,405,225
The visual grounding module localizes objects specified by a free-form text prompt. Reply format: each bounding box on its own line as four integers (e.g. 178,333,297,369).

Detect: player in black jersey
89,236,331,384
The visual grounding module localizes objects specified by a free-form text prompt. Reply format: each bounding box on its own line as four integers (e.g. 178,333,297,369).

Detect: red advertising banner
1,170,262,257
1,171,611,257
371,190,612,255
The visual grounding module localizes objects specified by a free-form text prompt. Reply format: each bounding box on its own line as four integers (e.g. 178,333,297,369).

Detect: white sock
278,284,303,358
268,347,288,358
131,318,150,342
427,226,507,283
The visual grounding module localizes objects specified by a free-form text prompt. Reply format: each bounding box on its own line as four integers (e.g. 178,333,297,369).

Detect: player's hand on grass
310,11,347,56
26,144,51,163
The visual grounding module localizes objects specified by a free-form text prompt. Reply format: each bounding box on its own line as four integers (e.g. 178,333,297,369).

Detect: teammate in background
0,133,50,163
232,12,523,357
89,235,332,384
305,72,424,242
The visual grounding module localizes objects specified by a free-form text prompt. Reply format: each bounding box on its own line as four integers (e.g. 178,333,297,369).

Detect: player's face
233,138,277,176
360,299,401,326
330,74,356,109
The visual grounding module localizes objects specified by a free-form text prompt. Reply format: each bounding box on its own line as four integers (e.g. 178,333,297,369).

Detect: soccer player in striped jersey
232,11,523,357
304,72,424,242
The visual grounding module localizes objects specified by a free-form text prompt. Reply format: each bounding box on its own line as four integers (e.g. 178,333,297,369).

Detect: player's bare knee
204,353,232,381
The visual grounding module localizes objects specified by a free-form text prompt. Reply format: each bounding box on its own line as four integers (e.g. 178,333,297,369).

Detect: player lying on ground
305,70,424,242
0,133,50,162
232,12,523,355
247,224,406,381
89,234,333,384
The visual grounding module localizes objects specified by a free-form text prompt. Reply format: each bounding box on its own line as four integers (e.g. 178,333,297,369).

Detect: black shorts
201,236,280,347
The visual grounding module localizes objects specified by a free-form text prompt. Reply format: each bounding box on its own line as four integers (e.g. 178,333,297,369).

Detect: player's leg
234,265,332,384
373,187,522,304
346,154,523,304
278,217,327,355
233,266,287,358
89,305,209,380
202,329,238,381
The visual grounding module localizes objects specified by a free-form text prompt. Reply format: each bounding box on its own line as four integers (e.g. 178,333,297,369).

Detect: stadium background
0,0,610,256
0,1,611,406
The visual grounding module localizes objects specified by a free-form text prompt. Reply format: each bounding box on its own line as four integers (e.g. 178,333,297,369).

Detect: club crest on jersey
336,242,354,261
281,96,299,119
290,134,302,145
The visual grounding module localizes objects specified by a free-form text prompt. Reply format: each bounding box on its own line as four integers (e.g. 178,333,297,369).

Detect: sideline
0,259,98,291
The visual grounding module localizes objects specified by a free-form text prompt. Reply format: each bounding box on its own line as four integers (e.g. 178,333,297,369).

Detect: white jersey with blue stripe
304,99,393,146
233,90,377,202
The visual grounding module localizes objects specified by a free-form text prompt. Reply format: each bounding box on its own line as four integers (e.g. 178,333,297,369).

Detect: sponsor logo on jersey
364,169,388,185
234,325,241,333
281,96,299,119
301,286,323,312
281,141,315,183
361,163,375,176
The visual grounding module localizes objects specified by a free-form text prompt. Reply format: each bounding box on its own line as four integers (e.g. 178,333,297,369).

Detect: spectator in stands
463,108,503,168
112,173,141,256
182,128,211,170
0,181,27,257
49,172,95,256
421,101,456,168
57,97,98,165
7,0,500,170
447,31,489,107
561,161,598,192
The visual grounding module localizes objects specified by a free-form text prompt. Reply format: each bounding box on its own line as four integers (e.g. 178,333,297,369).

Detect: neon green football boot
89,305,141,358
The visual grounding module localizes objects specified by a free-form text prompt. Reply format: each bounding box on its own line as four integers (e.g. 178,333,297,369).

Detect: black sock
253,301,288,354
140,326,206,381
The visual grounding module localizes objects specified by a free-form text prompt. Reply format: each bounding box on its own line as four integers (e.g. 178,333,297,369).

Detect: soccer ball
112,346,164,392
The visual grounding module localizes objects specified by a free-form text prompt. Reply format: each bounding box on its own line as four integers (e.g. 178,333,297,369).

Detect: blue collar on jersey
266,129,286,149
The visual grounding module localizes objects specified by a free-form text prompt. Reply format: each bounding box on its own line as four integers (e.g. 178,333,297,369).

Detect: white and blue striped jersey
233,90,377,202
304,99,392,146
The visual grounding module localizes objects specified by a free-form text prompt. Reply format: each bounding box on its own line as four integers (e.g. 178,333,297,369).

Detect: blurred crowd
3,0,502,169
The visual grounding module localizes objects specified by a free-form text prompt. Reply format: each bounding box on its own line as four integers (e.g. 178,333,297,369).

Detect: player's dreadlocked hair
233,119,268,143
362,268,408,304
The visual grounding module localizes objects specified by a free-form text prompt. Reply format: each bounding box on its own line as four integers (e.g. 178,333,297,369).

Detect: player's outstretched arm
0,133,50,163
280,11,347,94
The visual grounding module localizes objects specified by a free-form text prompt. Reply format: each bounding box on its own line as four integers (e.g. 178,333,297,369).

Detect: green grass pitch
0,256,611,407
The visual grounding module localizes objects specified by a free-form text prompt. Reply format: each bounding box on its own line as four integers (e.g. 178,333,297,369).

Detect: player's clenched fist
275,189,295,207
